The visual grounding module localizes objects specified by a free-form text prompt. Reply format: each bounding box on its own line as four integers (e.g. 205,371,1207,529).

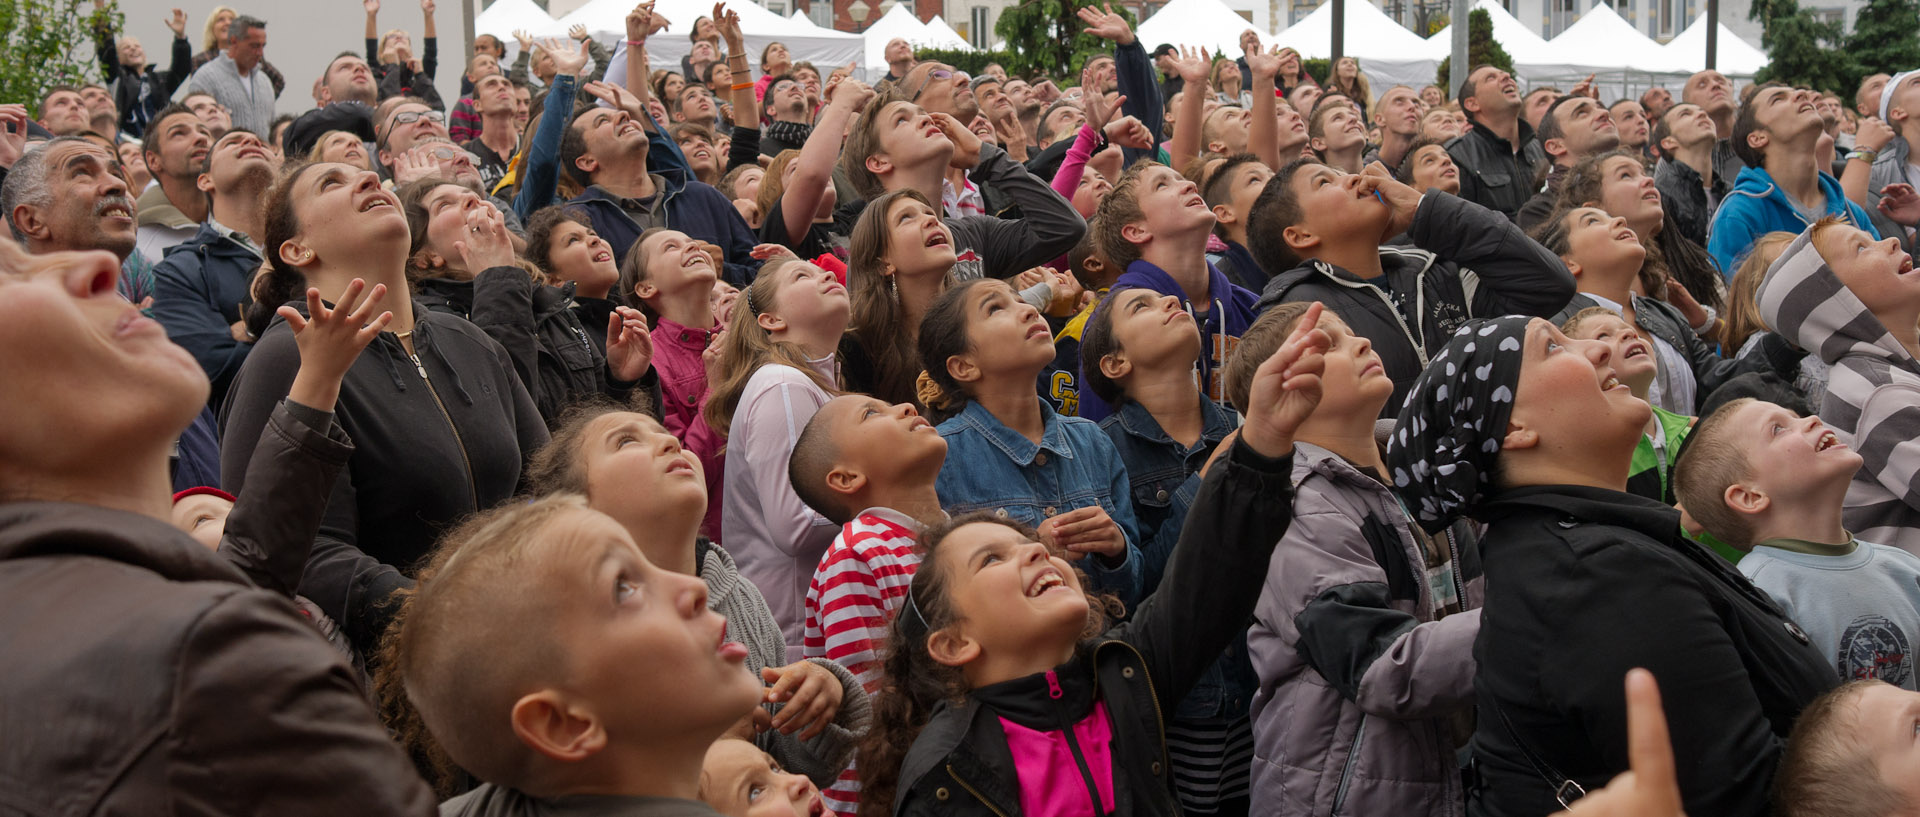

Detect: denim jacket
1098,397,1254,721
935,399,1145,606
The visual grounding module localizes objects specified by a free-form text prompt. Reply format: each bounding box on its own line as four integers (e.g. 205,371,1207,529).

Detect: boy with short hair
1774,680,1920,817
402,495,764,817
1758,218,1920,553
1202,153,1276,291
1674,397,1920,688
1708,84,1879,272
789,393,949,815
1246,159,1575,414
1043,226,1116,416
1084,159,1263,421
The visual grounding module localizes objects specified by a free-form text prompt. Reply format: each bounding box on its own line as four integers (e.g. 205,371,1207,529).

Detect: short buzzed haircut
1732,83,1788,170
788,401,855,525
1536,95,1576,146
1671,397,1759,548
1243,157,1319,277
393,494,580,788
1774,680,1915,817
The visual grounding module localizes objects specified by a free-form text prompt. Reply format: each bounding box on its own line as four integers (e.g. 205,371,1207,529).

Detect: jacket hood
1256,250,1440,311
577,170,685,204
699,539,744,608
1113,259,1259,334
1756,227,1918,370
1727,164,1851,211
0,501,250,586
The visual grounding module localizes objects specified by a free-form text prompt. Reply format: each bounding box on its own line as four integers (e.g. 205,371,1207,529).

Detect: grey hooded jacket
1758,228,1920,555
1249,442,1484,817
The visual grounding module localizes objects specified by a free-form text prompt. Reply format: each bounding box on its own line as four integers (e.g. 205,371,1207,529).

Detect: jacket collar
136,183,196,230
1479,484,1681,536
1110,397,1234,452
1465,114,1536,155
655,315,720,350
953,398,1077,466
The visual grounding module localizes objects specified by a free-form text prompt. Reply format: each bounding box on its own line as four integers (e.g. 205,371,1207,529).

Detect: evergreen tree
1435,9,1514,97
1845,0,1920,90
994,0,1135,82
1750,0,1855,93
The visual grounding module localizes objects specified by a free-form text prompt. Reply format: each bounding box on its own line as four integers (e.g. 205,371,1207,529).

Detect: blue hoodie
1706,165,1878,274
1077,260,1260,422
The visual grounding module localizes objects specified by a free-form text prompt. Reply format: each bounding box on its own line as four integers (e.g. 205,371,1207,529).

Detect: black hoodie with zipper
219,301,549,646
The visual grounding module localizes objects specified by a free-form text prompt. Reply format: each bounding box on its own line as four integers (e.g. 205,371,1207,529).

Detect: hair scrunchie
1385,316,1530,532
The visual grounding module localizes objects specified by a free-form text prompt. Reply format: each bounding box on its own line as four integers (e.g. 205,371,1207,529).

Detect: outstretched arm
1168,46,1210,173
782,78,872,243
713,3,759,126
1245,46,1281,170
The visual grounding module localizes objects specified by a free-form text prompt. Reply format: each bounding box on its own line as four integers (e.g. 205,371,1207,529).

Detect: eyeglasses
418,143,479,165
390,110,446,127
906,68,969,102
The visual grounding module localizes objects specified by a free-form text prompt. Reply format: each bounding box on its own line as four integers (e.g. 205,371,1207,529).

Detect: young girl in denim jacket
915,277,1144,604
1079,286,1250,815
855,305,1324,817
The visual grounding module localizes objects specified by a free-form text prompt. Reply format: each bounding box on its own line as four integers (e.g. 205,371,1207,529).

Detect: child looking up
622,227,728,541
856,302,1322,817
789,393,950,814
1247,161,1574,415
1202,154,1277,292
1225,301,1483,817
1758,218,1920,554
1676,398,1920,688
1774,680,1920,817
842,189,960,406
708,257,849,654
1080,286,1248,814
1562,307,1698,506
918,278,1144,604
526,404,869,787
1085,160,1261,421
700,739,829,817
393,496,763,817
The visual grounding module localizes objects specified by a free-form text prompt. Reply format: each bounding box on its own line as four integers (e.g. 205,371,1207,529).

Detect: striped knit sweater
802,508,927,815
1757,228,1920,555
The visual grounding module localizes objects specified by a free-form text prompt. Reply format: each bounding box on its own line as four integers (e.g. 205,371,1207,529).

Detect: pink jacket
652,316,726,542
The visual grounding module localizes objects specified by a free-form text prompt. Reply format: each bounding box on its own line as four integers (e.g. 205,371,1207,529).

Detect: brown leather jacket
0,493,435,815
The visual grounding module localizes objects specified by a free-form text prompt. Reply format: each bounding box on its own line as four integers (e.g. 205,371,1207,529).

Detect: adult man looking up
461,72,520,191
1366,84,1422,170
1,137,150,305
135,104,211,264
37,88,92,137
149,128,277,406
1707,84,1879,271
180,91,231,139
1641,85,1674,120
882,37,914,83
377,98,528,239
1682,69,1745,183
314,52,379,108
1611,98,1652,157
1446,64,1545,218
184,15,275,136
760,74,814,156
1517,94,1621,228
1653,102,1726,246
1865,70,1920,249
1858,73,1893,118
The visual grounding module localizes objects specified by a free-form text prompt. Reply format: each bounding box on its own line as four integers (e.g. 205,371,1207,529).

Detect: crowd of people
9,0,1920,814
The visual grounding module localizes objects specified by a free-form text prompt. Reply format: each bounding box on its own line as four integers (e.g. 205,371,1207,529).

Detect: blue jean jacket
1099,397,1255,722
935,399,1145,606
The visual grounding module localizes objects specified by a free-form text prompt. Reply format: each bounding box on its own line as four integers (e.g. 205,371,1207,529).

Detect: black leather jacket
1445,117,1546,219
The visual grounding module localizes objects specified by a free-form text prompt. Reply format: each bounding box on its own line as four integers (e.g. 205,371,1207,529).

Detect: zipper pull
410,353,431,382
1046,669,1063,700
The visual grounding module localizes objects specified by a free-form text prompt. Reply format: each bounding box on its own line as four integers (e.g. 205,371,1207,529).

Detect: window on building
808,0,834,28
971,5,992,48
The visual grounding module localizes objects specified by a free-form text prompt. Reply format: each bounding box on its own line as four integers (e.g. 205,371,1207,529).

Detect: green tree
1434,9,1513,97
994,0,1135,81
0,0,117,117
912,47,1017,77
1749,0,1853,93
1844,0,1920,90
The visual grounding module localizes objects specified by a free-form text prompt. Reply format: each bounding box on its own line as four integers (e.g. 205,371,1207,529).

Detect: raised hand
1174,45,1211,86
513,28,533,52
421,0,435,14
364,0,380,15
1358,162,1422,241
625,1,664,42
1240,300,1330,457
1664,275,1709,330
759,661,843,740
1551,670,1684,817
1878,182,1920,225
1857,116,1896,152
1570,73,1598,99
932,111,982,169
540,37,589,77
0,105,29,172
166,8,188,36
1104,114,1154,149
1245,44,1281,80
713,2,744,48
280,278,393,410
1083,89,1122,132
569,23,589,40
583,80,644,118
1074,3,1134,45
606,306,654,382
1040,505,1127,561
826,76,873,112
453,202,518,273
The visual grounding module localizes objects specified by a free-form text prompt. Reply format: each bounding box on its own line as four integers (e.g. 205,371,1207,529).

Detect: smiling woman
1387,316,1838,817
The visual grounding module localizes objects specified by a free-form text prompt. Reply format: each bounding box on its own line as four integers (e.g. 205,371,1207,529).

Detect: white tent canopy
560,0,863,76
1662,15,1767,76
1267,0,1443,87
860,5,951,73
1426,0,1553,67
922,16,974,51
475,0,566,41
1136,0,1268,59
1543,4,1683,73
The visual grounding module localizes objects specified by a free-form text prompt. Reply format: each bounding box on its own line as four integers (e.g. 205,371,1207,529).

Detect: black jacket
1653,157,1726,248
894,438,1296,817
1256,193,1576,415
1515,163,1569,232
150,221,264,407
91,21,192,138
415,269,652,424
219,303,548,647
1446,117,1546,218
1467,487,1837,817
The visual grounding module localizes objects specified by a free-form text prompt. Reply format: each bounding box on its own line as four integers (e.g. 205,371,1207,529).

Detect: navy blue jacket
151,221,264,407
569,168,762,287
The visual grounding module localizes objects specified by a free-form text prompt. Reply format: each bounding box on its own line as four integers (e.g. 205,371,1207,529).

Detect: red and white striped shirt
803,507,926,816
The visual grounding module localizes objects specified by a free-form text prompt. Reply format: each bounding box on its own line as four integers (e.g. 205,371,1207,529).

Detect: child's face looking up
1726,400,1861,498
1814,224,1920,322
930,521,1088,669
581,412,707,527
700,739,825,817
954,280,1054,380
171,493,233,551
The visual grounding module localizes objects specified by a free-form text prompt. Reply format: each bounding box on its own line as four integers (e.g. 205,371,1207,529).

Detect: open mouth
1899,254,1914,275
1623,341,1649,360
808,795,826,817
925,232,950,248
359,193,396,212
923,124,944,139
1026,568,1066,597
1814,430,1844,452
907,415,932,431
620,122,644,137
683,254,710,269
98,202,133,220
593,250,613,263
